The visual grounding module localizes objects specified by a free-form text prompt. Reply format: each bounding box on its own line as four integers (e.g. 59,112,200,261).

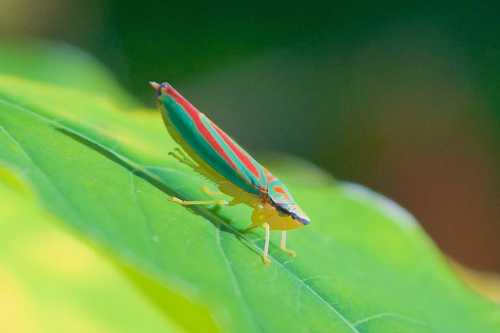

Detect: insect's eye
159,82,171,94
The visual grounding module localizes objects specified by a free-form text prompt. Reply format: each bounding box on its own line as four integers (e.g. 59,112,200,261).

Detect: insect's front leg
262,223,271,266
250,205,272,266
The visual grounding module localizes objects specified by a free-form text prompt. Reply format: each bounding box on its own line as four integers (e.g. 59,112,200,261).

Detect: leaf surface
0,72,499,333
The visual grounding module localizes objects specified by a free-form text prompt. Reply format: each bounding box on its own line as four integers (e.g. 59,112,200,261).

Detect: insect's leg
262,223,271,266
174,148,200,169
168,148,198,169
242,224,258,233
169,196,227,206
280,231,296,257
202,185,223,196
174,147,190,160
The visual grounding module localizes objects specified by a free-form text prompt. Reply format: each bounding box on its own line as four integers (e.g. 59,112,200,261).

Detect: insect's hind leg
280,231,296,257
169,196,227,206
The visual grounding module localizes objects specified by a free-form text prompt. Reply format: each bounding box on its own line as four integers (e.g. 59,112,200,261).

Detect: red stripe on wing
166,86,239,171
211,123,261,180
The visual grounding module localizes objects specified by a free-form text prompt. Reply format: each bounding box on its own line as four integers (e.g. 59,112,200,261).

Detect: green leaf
0,165,185,333
0,69,499,332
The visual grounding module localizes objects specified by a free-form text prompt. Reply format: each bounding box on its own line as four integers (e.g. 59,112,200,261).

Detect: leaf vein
353,312,427,328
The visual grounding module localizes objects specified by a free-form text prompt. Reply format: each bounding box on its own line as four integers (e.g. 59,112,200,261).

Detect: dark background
2,1,499,271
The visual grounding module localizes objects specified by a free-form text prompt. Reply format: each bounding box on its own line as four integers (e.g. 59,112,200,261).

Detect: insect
150,81,310,265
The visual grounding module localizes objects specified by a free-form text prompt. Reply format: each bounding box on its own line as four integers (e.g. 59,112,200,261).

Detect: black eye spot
156,82,170,97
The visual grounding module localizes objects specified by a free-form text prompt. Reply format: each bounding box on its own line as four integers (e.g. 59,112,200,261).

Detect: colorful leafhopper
150,82,310,265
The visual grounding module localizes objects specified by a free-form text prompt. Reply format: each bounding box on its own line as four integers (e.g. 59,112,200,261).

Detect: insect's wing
198,114,270,191
161,85,268,194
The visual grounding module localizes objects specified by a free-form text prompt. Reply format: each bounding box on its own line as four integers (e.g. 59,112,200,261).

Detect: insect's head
266,183,311,225
149,81,182,114
270,199,311,226
149,81,171,97
255,198,310,230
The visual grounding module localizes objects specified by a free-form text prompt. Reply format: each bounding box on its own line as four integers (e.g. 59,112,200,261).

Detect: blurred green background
1,1,499,272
